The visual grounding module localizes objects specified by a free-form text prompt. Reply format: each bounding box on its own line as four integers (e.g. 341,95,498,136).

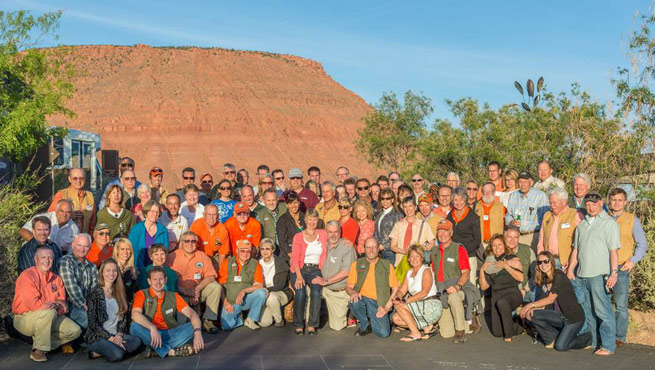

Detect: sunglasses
357,186,369,191
224,170,236,175
380,197,394,201
219,187,232,191
122,177,136,181
201,180,213,184
536,259,551,265
275,177,284,180
289,177,302,180
71,177,84,181
183,239,198,243
120,163,134,167
466,187,478,191
338,205,351,210
412,179,423,182
183,176,195,180
262,181,274,185
97,231,110,237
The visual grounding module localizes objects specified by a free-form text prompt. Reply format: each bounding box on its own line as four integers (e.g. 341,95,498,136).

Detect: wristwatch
455,283,462,291
611,269,618,274
194,328,201,332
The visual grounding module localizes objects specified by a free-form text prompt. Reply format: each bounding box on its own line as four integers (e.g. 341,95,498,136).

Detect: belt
328,287,346,292
303,263,319,268
520,231,536,236
424,295,439,300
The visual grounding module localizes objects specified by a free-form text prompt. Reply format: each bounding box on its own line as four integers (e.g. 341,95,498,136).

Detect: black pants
530,309,591,351
490,287,522,338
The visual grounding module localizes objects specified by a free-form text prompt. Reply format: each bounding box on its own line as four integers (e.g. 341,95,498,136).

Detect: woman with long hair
519,251,591,351
373,188,403,265
353,199,375,256
337,197,359,246
85,258,142,361
112,238,138,303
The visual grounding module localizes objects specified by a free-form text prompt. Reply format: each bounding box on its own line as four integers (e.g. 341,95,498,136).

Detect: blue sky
4,0,651,125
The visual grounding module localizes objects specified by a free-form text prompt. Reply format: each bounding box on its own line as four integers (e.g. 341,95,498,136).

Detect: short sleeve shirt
132,288,188,330
573,211,620,278
166,250,217,294
224,217,262,255
189,218,230,257
347,259,398,301
321,239,356,290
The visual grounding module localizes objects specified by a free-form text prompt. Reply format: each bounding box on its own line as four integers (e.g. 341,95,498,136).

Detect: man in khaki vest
47,168,95,234
315,181,339,223
537,187,581,270
218,239,267,330
475,182,506,248
608,187,649,347
346,238,399,338
131,267,204,358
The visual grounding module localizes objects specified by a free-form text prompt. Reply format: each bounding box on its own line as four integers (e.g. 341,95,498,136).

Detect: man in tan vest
537,187,581,270
47,168,95,234
608,187,649,347
475,182,506,248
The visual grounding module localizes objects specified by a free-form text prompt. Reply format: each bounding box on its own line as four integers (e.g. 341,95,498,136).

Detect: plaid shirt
505,187,549,233
58,254,98,308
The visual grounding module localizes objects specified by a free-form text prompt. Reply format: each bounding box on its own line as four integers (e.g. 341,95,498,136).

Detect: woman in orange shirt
338,197,359,246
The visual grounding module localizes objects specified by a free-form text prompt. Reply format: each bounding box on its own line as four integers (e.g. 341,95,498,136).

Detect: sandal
594,349,613,356
172,344,194,357
295,329,305,336
400,335,422,342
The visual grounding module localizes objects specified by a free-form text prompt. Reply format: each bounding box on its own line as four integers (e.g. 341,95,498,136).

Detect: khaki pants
438,291,469,338
14,309,81,351
468,257,478,285
260,291,290,327
200,282,222,321
322,288,350,331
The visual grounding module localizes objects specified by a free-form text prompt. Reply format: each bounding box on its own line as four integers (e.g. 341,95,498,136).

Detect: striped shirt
58,254,98,308
505,188,549,233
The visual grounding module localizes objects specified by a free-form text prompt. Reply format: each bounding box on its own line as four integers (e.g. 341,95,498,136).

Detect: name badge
203,241,208,245
483,215,489,221
194,273,202,280
85,205,93,211
165,308,174,315
447,258,455,262
330,257,337,263
561,223,571,229
234,276,242,282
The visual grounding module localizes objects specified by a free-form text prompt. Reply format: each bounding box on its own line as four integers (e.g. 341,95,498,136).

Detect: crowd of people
10,158,648,362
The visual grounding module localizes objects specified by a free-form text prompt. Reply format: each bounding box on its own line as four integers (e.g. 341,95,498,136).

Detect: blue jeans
349,296,391,338
571,278,590,335
129,322,193,358
221,288,267,330
291,265,322,328
613,269,630,342
576,275,616,353
88,334,142,362
380,249,395,266
530,309,591,351
67,305,88,329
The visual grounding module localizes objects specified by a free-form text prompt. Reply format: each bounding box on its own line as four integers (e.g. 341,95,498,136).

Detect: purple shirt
144,232,155,266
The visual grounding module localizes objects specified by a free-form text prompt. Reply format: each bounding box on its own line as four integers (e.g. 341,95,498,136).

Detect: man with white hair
537,187,582,269
568,173,592,215
47,167,96,234
534,160,566,192
474,182,506,248
446,172,460,189
58,233,98,328
335,166,350,184
20,199,79,254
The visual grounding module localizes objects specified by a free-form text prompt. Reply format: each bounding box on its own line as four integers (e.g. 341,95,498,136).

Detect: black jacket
263,255,293,301
84,285,129,345
373,208,403,250
447,207,482,255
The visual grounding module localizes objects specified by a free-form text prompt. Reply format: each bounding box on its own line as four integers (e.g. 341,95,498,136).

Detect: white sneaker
244,318,261,330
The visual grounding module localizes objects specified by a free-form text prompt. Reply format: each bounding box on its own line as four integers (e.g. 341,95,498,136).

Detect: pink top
291,229,328,273
356,219,375,255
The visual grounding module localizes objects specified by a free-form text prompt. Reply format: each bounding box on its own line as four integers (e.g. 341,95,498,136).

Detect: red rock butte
48,44,376,190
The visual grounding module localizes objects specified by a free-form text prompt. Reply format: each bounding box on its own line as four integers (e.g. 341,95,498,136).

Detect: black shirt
549,270,585,323
486,254,521,292
447,207,482,255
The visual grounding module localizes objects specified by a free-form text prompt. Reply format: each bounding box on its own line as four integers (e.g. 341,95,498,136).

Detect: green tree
356,90,432,174
0,10,74,161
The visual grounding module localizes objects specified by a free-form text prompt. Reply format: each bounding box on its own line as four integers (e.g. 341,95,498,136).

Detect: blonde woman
337,197,359,246
499,169,519,207
86,258,142,361
112,238,138,303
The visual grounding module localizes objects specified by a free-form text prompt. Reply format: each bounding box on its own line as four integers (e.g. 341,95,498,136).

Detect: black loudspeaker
102,150,119,177
31,143,54,211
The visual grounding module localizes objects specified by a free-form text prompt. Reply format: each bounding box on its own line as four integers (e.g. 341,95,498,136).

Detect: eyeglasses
120,163,134,168
201,180,213,184
412,179,423,182
275,177,284,180
71,177,84,181
380,197,394,201
260,247,273,251
536,259,551,265
97,231,110,237
219,187,232,191
262,181,274,185
466,187,478,191
338,205,351,210
224,170,236,175
183,239,198,243
357,186,369,191
122,177,136,181
183,176,195,180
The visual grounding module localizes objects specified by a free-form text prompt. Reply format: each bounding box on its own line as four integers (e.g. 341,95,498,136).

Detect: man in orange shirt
218,239,267,330
166,231,222,334
130,266,204,358
12,246,81,362
189,204,230,269
224,202,262,256
86,223,113,267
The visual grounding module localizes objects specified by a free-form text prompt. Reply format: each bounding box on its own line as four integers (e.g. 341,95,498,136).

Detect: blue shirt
211,199,236,224
505,188,549,233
